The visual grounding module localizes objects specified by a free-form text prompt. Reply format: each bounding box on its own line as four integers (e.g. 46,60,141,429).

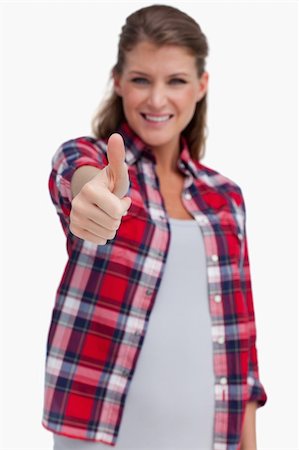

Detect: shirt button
146,289,153,296
247,376,255,386
237,232,243,240
211,254,219,262
217,336,225,344
198,216,208,224
220,377,227,385
184,192,192,200
214,294,222,303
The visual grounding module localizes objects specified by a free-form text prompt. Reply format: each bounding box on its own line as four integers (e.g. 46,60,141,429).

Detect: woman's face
114,41,209,153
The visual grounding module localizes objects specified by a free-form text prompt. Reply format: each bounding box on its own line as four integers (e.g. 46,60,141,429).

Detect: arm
240,401,258,450
241,223,267,408
48,137,106,236
236,190,267,408
229,189,267,449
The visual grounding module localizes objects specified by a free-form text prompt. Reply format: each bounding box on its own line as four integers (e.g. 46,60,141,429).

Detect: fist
69,133,132,245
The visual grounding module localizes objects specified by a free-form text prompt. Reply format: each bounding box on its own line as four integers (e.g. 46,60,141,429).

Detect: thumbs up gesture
69,133,132,245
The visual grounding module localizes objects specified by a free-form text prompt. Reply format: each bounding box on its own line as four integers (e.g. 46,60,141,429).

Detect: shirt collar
116,121,199,179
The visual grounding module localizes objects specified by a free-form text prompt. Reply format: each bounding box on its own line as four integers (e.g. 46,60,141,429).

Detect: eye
169,78,187,85
130,77,149,85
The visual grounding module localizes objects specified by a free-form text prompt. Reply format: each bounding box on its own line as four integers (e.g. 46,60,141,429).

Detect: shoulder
53,135,109,165
50,136,110,182
58,135,108,154
193,159,245,210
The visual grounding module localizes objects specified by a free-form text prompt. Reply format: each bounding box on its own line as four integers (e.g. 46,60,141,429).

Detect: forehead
123,41,197,74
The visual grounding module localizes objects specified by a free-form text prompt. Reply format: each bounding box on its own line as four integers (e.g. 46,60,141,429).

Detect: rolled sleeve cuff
247,373,268,408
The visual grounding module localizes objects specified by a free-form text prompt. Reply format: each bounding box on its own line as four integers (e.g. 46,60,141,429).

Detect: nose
147,83,167,110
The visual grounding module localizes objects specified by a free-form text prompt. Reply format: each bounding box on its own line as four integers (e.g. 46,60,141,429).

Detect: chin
140,135,171,149
135,127,176,148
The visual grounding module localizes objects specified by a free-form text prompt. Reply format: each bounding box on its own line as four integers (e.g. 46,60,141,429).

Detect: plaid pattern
42,122,267,449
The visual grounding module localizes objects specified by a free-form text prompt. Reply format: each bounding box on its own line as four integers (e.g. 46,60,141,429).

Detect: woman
42,5,267,450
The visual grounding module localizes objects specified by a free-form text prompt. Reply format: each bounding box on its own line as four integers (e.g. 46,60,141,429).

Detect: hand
69,133,132,245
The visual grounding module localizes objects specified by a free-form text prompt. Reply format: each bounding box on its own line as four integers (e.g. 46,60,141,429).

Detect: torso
156,168,194,220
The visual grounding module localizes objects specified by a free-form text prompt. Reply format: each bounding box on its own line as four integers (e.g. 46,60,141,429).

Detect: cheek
122,89,144,113
174,94,197,124
175,88,199,111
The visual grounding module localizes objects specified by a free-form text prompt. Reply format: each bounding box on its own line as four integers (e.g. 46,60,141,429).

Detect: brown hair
91,4,209,160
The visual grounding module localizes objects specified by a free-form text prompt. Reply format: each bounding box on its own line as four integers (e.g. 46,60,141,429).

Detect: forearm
240,401,258,450
71,166,102,198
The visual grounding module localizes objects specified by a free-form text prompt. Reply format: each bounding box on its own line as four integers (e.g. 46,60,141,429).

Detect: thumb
106,133,130,198
107,133,126,178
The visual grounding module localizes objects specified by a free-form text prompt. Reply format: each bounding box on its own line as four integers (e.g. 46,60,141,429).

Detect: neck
151,140,181,174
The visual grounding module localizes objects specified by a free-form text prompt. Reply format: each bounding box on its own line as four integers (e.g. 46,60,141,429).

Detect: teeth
144,114,171,122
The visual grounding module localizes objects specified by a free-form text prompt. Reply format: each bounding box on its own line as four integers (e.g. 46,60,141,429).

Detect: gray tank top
53,218,215,450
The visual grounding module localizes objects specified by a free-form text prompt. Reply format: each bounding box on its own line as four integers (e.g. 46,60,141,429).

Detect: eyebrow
128,70,190,77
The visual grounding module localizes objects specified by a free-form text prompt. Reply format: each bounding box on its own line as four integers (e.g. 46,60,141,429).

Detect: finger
81,184,130,219
121,196,132,214
72,208,119,239
86,200,130,230
71,212,117,239
69,224,107,245
84,219,117,240
85,203,121,230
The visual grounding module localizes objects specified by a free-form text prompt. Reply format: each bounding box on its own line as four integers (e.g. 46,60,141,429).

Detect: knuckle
69,223,80,237
107,229,117,239
70,200,77,214
109,218,121,230
113,206,124,219
70,209,76,221
71,197,83,214
70,210,81,226
97,238,107,245
81,182,95,198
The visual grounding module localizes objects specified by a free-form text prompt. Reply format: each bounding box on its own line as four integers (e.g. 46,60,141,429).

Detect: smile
141,113,173,123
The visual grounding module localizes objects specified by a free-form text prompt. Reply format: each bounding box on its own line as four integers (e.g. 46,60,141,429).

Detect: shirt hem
42,420,116,446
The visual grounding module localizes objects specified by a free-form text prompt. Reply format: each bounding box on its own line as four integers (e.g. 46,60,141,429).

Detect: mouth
140,113,174,123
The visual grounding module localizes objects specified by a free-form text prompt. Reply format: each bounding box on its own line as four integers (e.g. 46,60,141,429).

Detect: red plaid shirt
42,122,267,449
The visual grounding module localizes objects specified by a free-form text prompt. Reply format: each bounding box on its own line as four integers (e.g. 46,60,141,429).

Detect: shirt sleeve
239,194,268,408
48,136,108,237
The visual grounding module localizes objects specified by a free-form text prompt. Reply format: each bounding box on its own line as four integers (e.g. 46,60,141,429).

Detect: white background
1,1,298,449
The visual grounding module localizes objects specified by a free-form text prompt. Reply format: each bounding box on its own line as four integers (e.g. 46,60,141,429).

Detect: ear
196,71,209,102
113,71,123,97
